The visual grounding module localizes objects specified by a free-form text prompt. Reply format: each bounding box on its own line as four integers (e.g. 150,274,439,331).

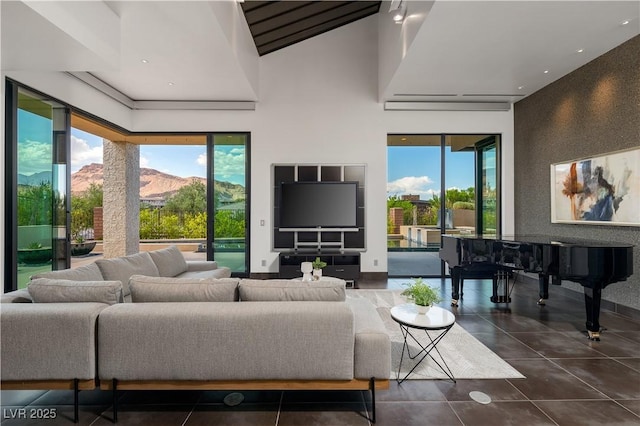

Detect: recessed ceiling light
577,48,584,53
401,137,407,141
168,82,174,86
141,59,149,64
621,20,630,25
518,86,524,90
544,70,549,74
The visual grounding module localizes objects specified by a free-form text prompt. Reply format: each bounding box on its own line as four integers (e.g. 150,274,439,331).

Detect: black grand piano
440,234,633,340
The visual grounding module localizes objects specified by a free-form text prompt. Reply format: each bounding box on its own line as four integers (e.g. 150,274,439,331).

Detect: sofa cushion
31,262,104,281
239,279,346,302
147,245,188,277
0,289,33,303
28,278,124,305
129,275,239,302
96,252,159,289
176,268,232,279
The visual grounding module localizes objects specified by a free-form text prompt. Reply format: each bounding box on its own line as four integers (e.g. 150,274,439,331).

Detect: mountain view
70,163,244,200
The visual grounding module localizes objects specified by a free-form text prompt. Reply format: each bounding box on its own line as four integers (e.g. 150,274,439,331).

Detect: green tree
184,212,207,238
139,208,157,239
71,183,103,240
164,180,206,215
387,195,415,225
17,182,53,226
159,214,182,239
214,211,245,238
444,187,475,208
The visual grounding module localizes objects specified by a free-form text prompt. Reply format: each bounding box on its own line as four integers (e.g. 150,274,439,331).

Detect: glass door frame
4,79,71,291
475,136,501,236
206,132,251,277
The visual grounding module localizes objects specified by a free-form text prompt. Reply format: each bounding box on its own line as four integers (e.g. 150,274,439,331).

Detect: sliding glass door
477,137,499,236
387,134,500,278
207,134,250,276
5,81,70,290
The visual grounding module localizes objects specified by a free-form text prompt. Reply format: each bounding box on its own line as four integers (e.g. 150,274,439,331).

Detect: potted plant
17,242,53,265
312,257,327,280
71,234,97,257
401,278,442,314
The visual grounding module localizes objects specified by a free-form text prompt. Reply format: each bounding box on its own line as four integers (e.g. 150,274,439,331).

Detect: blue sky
70,128,246,185
19,110,476,194
387,146,476,200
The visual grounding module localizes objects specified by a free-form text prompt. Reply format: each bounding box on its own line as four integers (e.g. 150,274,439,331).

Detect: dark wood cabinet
279,252,360,284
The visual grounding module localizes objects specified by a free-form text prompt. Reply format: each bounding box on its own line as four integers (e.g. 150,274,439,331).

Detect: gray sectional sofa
0,247,391,423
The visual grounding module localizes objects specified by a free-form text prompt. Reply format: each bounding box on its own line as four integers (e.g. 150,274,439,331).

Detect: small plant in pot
311,257,327,280
401,278,442,314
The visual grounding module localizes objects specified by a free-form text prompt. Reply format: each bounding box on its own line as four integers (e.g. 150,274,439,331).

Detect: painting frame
550,147,640,226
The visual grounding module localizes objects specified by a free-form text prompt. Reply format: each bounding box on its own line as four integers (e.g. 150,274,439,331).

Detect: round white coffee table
390,304,456,383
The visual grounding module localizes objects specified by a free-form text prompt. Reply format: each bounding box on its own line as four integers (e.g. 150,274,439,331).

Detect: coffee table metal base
396,322,456,383
390,304,457,384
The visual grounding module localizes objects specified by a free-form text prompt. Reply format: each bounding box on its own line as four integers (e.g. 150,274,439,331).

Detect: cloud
70,135,103,172
139,156,150,168
213,148,244,178
17,140,52,175
196,153,207,166
387,176,435,197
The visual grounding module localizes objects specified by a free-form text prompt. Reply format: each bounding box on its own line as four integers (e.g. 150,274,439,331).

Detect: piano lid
446,234,634,248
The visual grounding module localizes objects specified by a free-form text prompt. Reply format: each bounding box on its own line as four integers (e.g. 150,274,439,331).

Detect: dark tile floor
1,277,639,425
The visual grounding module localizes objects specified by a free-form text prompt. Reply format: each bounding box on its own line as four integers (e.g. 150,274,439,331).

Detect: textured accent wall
514,35,640,310
103,139,140,258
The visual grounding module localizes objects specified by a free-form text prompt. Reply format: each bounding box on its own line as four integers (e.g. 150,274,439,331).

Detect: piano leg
584,286,602,341
537,274,549,305
451,268,461,307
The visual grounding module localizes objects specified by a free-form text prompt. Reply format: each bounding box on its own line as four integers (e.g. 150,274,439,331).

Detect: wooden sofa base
101,378,388,424
99,378,389,391
1,379,95,390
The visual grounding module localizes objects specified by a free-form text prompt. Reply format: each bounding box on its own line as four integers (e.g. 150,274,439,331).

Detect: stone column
103,139,139,257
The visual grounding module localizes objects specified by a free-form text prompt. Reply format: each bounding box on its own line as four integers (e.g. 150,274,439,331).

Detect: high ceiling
1,1,638,106
240,1,381,56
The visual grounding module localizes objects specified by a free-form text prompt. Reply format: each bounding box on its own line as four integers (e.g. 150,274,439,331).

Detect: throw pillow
238,279,346,302
147,245,188,277
129,275,239,302
28,278,124,305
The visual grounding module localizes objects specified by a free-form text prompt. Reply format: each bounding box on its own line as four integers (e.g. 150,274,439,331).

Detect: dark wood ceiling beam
254,2,377,47
250,2,353,36
256,4,379,55
242,1,314,25
240,0,381,56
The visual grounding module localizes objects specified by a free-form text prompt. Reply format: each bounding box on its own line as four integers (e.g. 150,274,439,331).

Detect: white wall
2,15,515,276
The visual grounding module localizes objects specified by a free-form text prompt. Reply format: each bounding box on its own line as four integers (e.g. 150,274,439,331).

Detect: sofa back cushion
28,278,124,305
147,245,188,277
129,275,239,302
31,262,104,281
97,301,355,381
239,279,346,302
96,252,159,295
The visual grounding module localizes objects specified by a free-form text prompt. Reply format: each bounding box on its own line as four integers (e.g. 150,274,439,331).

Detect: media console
279,252,361,285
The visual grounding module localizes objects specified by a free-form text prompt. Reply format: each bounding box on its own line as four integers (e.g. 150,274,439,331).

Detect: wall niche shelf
273,163,365,280
272,163,366,252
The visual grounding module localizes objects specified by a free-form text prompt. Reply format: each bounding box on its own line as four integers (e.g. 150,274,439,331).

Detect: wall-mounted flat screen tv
279,182,358,229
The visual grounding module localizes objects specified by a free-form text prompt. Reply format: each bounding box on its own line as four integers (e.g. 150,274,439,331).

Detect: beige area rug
347,290,525,380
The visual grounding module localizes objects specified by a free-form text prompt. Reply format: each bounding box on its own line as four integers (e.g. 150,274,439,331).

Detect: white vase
415,304,430,314
313,269,323,280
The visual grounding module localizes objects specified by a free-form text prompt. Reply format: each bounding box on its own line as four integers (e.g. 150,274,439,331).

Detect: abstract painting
551,148,640,226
